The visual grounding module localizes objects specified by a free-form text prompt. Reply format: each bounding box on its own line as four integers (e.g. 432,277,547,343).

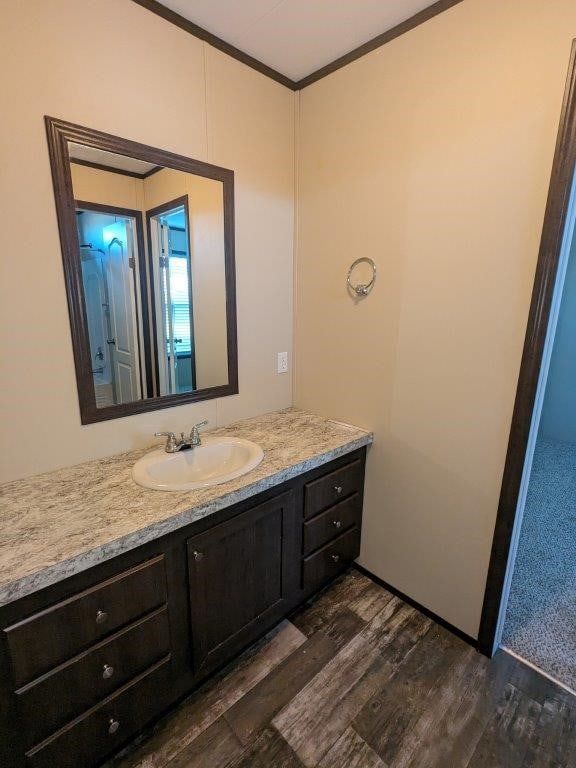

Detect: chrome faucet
155,421,208,453
189,421,208,447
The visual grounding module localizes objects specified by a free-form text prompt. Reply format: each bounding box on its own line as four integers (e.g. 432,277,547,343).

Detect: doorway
479,41,576,684
75,201,148,406
147,195,197,397
501,189,576,690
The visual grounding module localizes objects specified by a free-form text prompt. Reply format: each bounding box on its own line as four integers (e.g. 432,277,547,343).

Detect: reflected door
149,200,195,397
103,220,142,404
80,252,109,373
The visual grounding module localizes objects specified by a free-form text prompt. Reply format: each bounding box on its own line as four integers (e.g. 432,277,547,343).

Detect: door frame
478,40,576,656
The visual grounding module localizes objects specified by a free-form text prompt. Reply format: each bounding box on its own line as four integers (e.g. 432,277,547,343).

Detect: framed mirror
45,117,237,424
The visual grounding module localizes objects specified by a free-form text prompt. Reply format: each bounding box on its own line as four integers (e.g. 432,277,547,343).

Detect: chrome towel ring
347,257,376,297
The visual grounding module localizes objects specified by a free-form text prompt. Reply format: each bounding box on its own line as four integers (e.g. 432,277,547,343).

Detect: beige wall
0,0,294,482
71,163,145,211
294,0,576,637
142,167,184,210
185,176,228,390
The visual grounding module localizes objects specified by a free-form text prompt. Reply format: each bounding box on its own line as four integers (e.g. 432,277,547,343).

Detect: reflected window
168,255,192,355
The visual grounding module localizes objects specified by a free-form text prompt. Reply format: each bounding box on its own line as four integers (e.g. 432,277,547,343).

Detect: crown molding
132,0,466,91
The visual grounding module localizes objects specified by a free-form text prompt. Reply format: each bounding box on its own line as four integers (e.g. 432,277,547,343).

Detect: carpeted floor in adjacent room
503,437,576,692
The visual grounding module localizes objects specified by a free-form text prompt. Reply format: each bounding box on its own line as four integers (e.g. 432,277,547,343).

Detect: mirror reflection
69,143,229,408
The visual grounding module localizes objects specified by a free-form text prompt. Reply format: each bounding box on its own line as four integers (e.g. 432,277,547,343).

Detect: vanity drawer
302,526,361,591
304,459,364,519
303,493,362,556
16,605,170,748
25,655,171,768
5,555,167,687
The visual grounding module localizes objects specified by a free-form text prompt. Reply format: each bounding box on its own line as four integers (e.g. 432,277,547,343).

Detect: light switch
277,352,288,374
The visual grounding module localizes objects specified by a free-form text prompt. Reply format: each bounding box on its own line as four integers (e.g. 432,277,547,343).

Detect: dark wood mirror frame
44,116,238,425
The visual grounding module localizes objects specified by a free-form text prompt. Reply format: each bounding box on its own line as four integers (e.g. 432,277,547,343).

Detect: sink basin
132,436,264,491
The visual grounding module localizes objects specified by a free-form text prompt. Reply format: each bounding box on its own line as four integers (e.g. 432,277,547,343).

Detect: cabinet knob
334,485,343,495
193,550,204,561
332,520,342,529
102,664,115,680
331,553,340,563
108,717,120,735
96,610,108,625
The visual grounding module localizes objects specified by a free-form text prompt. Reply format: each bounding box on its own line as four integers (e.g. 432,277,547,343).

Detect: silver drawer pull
96,610,108,625
108,717,120,735
334,485,343,495
332,520,342,529
102,664,115,680
193,550,204,561
331,554,341,563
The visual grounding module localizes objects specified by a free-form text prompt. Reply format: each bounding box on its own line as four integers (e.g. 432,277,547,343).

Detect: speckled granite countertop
0,409,372,607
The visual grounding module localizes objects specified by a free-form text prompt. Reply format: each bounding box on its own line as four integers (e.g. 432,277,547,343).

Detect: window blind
167,255,192,354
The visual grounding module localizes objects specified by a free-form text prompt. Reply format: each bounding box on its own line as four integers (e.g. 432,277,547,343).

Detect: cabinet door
186,491,297,677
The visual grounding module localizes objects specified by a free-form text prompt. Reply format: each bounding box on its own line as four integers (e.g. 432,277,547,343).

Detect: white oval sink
132,436,264,491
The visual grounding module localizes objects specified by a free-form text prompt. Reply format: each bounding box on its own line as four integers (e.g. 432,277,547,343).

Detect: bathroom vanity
0,410,371,768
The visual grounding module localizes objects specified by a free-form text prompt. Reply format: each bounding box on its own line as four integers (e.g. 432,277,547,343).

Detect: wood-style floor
107,569,576,768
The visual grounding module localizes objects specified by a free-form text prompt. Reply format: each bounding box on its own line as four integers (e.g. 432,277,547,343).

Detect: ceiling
155,0,442,82
68,143,158,175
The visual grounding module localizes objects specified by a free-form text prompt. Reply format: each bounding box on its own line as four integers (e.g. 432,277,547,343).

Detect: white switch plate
277,352,288,374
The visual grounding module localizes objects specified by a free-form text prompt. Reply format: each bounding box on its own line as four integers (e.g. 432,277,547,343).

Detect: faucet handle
189,421,208,446
155,432,178,452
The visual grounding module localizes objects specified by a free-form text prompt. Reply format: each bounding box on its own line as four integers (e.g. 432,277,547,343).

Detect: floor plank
227,727,303,768
467,682,542,768
224,631,337,744
318,606,366,650
165,718,242,768
348,577,395,621
291,569,374,637
399,646,510,768
273,601,431,766
316,726,388,768
105,620,305,768
354,624,475,764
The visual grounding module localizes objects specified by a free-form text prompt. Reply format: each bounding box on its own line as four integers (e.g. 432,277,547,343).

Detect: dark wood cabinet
4,555,167,688
187,490,298,676
25,656,171,768
0,448,366,768
303,526,362,591
304,457,364,518
303,492,362,556
15,606,171,748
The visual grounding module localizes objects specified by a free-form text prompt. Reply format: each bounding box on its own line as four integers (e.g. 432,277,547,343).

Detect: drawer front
304,459,364,519
5,555,167,687
302,527,361,591
25,655,171,768
17,605,170,748
303,493,362,556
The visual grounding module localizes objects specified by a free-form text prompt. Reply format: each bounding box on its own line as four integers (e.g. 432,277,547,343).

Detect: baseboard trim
352,563,480,652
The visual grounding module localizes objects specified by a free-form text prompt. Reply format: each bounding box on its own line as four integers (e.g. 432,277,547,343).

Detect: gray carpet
503,438,576,691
